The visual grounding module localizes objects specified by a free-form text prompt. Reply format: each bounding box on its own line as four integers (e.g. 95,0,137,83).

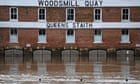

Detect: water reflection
89,50,106,63
93,63,103,79
117,50,134,64
0,49,140,83
8,64,19,75
33,50,51,64
62,50,79,63
5,49,23,64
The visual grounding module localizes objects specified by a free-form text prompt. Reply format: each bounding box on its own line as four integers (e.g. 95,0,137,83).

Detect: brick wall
76,7,93,22
47,29,65,48
102,29,121,48
0,7,9,21
0,7,140,22
18,29,38,47
102,7,121,22
19,7,38,22
0,28,9,47
133,29,140,45
47,7,65,22
76,29,93,48
0,28,139,48
0,6,140,48
131,7,140,22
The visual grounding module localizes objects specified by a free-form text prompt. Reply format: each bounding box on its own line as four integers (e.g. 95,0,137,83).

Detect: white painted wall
0,21,140,29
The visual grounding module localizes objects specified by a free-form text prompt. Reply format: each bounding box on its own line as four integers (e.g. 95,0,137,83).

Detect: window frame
38,8,46,22
94,29,102,43
10,7,18,21
10,28,18,43
66,29,75,43
66,8,75,22
121,29,130,43
121,8,130,22
94,8,102,22
38,29,47,43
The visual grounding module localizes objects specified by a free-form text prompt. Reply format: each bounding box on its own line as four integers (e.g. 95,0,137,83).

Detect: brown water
0,49,140,84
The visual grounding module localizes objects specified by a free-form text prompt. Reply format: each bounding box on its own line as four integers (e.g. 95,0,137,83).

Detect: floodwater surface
0,49,140,84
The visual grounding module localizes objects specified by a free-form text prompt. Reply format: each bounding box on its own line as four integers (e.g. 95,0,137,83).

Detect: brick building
0,0,140,49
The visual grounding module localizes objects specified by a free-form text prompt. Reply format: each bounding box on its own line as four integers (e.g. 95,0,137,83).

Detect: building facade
0,0,140,49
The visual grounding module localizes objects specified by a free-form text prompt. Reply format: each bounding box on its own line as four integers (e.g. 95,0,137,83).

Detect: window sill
93,41,103,43
38,20,46,23
120,41,131,43
66,42,75,44
66,20,75,22
10,19,18,22
38,42,47,44
94,20,102,23
121,20,130,22
9,42,19,43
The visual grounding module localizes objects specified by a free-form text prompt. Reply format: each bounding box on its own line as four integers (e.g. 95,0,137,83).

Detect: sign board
47,22,93,28
38,0,103,7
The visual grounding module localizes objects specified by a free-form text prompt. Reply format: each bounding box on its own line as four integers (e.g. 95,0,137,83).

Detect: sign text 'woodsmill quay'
38,0,103,7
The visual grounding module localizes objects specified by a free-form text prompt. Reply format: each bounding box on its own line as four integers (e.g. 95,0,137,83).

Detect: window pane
42,29,46,35
95,9,101,20
122,15,125,19
40,15,45,19
122,8,129,20
10,35,18,43
13,15,17,19
122,29,128,35
94,35,102,42
11,8,17,19
10,28,18,43
39,8,45,20
38,29,46,43
11,28,17,35
39,29,46,35
70,9,74,14
123,9,128,14
40,9,45,14
66,29,75,43
67,29,74,35
97,15,100,20
39,30,42,35
38,35,46,42
68,15,74,20
11,8,16,14
95,29,101,35
96,9,100,14
125,15,128,19
95,16,98,20
67,8,74,21
122,35,129,42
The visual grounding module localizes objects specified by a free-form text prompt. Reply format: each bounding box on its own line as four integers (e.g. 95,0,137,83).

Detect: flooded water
0,49,140,84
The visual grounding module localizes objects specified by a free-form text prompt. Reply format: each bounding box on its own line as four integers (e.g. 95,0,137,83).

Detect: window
121,29,130,43
38,29,46,43
66,29,75,43
122,8,130,21
94,29,102,43
10,28,18,43
66,8,75,21
38,8,46,21
94,8,102,22
10,7,18,21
